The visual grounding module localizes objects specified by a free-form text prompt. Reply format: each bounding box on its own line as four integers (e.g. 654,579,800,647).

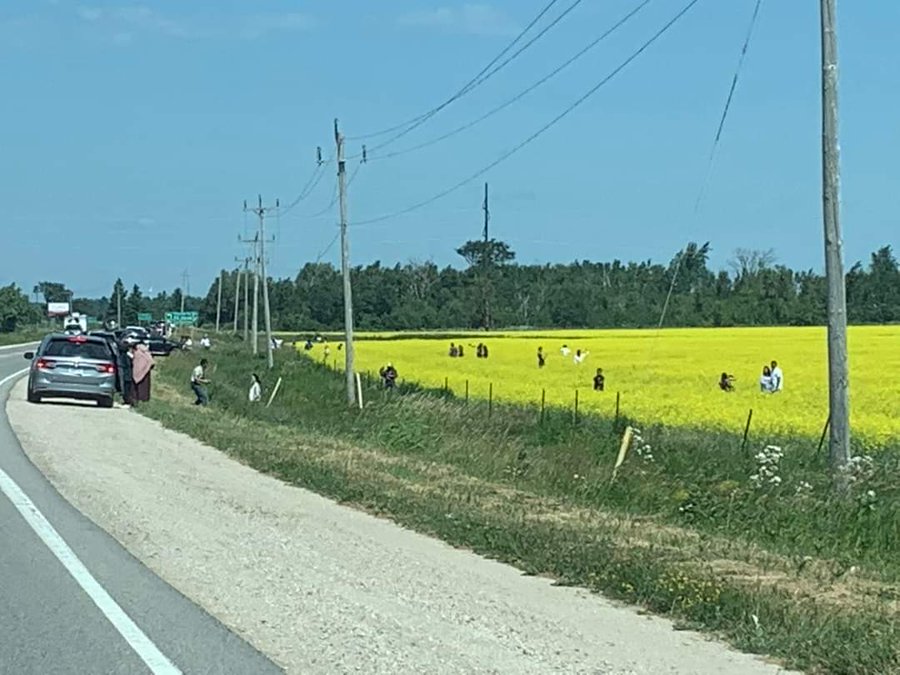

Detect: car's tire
26,388,41,404
97,397,114,409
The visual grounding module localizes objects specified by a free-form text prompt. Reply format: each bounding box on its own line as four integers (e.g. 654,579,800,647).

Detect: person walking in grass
593,368,605,391
191,358,210,406
537,346,546,368
249,373,262,403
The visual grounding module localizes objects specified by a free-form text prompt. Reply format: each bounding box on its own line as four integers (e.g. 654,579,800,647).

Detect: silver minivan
25,334,117,407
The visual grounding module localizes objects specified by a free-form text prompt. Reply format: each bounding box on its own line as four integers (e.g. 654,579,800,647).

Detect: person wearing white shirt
191,358,210,405
560,344,571,357
574,349,589,365
249,373,262,402
200,335,212,349
770,360,784,392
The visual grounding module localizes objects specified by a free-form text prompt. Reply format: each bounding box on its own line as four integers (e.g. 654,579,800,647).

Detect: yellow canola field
303,326,900,448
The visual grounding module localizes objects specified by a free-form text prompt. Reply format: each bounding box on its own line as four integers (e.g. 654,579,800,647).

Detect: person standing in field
770,360,784,392
573,349,588,365
537,347,546,368
191,358,210,406
560,344,571,357
379,363,397,389
249,373,262,402
760,365,773,392
457,344,464,357
593,368,605,391
449,343,458,357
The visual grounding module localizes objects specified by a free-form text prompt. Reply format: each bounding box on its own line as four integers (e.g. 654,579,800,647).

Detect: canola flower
301,326,900,448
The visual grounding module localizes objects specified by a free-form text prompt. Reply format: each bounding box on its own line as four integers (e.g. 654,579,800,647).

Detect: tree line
2,242,898,333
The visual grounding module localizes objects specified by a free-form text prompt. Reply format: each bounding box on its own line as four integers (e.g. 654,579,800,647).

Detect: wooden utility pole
244,197,277,369
335,119,356,406
820,0,850,470
232,259,242,333
481,182,492,330
116,285,122,327
180,270,189,312
243,258,249,342
215,270,223,332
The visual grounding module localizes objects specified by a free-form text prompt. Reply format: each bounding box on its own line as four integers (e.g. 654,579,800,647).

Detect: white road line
0,370,182,674
0,369,29,389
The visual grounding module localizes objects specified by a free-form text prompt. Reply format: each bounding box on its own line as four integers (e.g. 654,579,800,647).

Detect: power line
694,0,764,213
357,0,586,156
347,0,565,141
280,160,331,215
367,0,654,163
352,0,702,228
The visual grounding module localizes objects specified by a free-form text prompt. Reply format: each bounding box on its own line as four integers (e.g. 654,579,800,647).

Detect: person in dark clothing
379,363,398,389
537,347,546,368
482,344,489,359
118,340,135,405
449,343,458,358
476,343,484,358
457,344,464,357
593,368,605,391
719,372,736,392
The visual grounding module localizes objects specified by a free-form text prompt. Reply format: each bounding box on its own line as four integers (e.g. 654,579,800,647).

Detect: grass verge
139,343,900,674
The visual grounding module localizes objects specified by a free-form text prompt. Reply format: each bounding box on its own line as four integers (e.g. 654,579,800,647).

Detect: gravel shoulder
7,380,792,675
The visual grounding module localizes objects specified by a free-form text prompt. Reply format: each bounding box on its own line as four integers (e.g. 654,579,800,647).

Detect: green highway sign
137,312,153,322
165,311,199,326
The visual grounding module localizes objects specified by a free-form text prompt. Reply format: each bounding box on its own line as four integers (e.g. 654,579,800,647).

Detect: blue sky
1,0,897,298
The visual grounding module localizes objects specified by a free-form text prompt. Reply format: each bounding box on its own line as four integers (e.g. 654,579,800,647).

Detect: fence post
465,379,469,404
614,391,621,431
488,382,493,418
574,389,579,425
444,376,448,394
741,409,753,456
540,389,546,426
817,414,831,454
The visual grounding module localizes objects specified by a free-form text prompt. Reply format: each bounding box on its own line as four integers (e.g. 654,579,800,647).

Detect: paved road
0,344,282,675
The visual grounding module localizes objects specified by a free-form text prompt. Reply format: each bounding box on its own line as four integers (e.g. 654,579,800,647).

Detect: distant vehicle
25,334,117,407
146,335,180,357
63,312,87,334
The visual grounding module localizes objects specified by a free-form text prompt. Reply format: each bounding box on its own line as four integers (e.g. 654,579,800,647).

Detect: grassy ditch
140,343,900,674
0,330,45,347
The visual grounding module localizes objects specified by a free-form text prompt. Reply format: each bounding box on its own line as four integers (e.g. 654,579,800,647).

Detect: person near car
191,358,210,405
132,342,155,404
118,340,135,406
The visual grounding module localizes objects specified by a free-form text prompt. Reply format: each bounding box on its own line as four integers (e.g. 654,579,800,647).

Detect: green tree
0,284,36,332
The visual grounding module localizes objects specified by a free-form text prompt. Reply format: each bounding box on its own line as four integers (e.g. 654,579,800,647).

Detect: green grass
139,342,900,674
0,329,45,347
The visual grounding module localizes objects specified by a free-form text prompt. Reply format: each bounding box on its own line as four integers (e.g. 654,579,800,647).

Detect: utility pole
481,182,492,330
215,270,223,332
335,119,356,406
180,270,189,313
820,0,850,471
116,285,122,327
233,257,246,333
243,197,277,369
238,233,261,353
243,257,250,343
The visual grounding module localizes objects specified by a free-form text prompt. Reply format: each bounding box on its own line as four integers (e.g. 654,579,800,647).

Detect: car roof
46,333,109,345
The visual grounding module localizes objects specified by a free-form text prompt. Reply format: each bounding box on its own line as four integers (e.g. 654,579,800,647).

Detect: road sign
165,311,199,326
47,302,70,317
137,312,153,322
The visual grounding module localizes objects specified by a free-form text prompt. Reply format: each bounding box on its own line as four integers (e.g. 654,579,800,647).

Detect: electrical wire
314,231,341,263
367,0,654,163
279,161,331,215
357,0,586,156
347,0,564,141
352,0,702,228
693,0,763,213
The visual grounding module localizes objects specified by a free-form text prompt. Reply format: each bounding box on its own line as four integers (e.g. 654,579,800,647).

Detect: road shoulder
7,380,791,675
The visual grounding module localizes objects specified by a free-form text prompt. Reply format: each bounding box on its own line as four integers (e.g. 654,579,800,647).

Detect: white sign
47,302,71,317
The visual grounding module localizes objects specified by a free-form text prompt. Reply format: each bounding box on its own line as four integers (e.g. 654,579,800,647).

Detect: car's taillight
96,363,116,374
36,359,55,370
68,336,88,343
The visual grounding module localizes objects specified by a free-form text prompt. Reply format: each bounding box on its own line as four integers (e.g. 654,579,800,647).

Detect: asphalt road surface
0,344,282,675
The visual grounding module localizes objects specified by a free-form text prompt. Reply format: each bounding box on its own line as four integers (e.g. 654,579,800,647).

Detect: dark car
146,335,180,357
25,334,117,407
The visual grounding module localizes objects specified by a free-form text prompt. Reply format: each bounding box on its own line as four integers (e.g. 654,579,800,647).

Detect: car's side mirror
24,352,34,360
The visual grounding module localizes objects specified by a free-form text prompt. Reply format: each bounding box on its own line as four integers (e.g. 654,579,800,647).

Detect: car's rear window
43,339,112,360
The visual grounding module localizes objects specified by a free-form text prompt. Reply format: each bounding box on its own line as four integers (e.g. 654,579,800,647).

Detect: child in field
574,349,588,365
449,343,458,357
537,347,546,368
593,368,605,391
719,372,735,392
560,344,571,357
770,360,784,392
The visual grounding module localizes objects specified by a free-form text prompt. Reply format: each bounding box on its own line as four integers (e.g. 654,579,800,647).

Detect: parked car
146,335,180,357
25,334,117,407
